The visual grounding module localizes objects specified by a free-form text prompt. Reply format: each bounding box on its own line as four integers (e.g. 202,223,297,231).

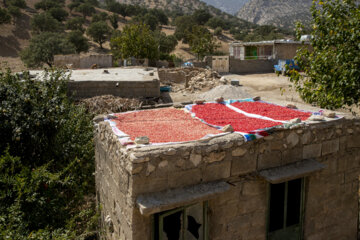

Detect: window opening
268,178,305,240
154,202,207,240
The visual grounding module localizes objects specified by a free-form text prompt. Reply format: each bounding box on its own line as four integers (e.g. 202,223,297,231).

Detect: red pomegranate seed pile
231,102,312,121
113,108,221,143
191,103,282,133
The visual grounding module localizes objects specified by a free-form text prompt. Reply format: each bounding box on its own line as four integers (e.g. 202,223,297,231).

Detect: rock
173,103,183,108
135,136,150,145
220,76,227,84
253,96,261,101
289,118,301,124
93,115,106,123
308,115,325,121
286,104,297,109
215,97,224,103
103,69,109,74
324,111,336,118
221,124,234,133
195,99,205,105
107,114,117,120
91,64,97,69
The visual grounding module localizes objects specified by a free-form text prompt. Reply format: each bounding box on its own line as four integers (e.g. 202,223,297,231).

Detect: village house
94,99,360,240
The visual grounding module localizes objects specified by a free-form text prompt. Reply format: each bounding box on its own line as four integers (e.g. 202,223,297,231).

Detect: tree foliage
66,16,85,32
111,23,159,60
35,0,62,11
75,2,95,18
91,12,108,23
193,9,211,25
31,12,62,33
0,8,11,24
67,30,89,53
188,26,219,60
289,0,360,109
109,13,119,29
0,70,96,239
20,32,75,67
49,7,69,22
86,21,111,48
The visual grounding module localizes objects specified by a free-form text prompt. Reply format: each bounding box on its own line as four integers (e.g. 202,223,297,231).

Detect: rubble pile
79,95,141,114
186,68,227,92
159,68,227,93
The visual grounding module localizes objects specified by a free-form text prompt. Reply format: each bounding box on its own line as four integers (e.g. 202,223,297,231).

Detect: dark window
154,202,207,240
268,178,305,239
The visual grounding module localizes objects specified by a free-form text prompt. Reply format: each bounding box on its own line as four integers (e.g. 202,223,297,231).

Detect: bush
214,27,222,36
92,12,108,23
0,69,96,239
7,0,27,8
49,7,69,22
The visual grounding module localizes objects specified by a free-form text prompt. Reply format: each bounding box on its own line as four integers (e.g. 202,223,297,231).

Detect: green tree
0,8,11,24
31,12,62,33
67,30,89,53
86,21,111,48
76,2,95,18
189,26,219,60
193,9,211,25
109,13,118,29
7,0,27,8
7,5,21,19
174,15,195,42
289,0,360,109
206,17,225,29
66,16,85,32
20,32,75,67
143,13,159,31
153,31,178,59
35,0,62,10
0,69,95,239
149,8,168,25
92,12,108,23
49,7,69,22
110,23,159,60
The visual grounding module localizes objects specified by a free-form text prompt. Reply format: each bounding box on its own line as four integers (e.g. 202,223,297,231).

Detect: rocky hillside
101,0,214,14
200,0,248,15
236,0,313,29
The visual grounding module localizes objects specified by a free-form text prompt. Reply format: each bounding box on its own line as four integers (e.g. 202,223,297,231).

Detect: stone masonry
95,116,360,240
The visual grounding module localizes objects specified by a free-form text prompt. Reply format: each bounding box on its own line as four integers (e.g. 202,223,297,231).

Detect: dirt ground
169,73,356,116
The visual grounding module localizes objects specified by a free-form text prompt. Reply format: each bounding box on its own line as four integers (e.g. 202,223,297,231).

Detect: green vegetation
66,16,85,32
86,21,111,49
109,13,119,29
67,30,89,54
76,2,96,18
21,32,76,67
0,69,96,239
111,23,159,60
91,12,108,23
31,12,63,33
188,25,219,60
289,0,360,109
0,8,11,24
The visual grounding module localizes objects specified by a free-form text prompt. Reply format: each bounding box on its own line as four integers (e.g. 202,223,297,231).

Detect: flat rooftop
30,67,158,82
105,99,343,148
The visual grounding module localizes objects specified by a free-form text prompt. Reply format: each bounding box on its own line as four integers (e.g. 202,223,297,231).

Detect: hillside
201,0,248,15
236,0,313,29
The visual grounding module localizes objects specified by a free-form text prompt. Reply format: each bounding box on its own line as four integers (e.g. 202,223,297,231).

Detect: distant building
229,40,309,60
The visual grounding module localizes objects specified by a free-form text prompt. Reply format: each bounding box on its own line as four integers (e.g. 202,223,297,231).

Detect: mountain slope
236,0,313,29
200,0,249,15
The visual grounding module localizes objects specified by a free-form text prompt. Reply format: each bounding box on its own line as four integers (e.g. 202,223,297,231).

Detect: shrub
66,16,85,32
67,30,89,53
0,69,96,239
86,21,111,48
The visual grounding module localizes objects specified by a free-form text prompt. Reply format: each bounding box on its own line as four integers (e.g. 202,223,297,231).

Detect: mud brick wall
67,79,160,99
158,69,186,84
95,117,360,240
54,54,113,69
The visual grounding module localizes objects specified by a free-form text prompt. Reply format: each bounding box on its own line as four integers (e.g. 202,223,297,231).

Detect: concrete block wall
95,117,360,240
229,58,277,74
68,79,160,99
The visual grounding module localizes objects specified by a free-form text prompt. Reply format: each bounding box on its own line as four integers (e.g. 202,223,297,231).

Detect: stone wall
158,69,186,83
68,79,160,99
54,54,113,69
229,58,276,74
274,44,300,60
95,117,360,240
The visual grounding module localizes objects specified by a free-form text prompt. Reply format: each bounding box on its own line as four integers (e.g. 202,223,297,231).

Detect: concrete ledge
136,181,231,216
259,159,325,184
